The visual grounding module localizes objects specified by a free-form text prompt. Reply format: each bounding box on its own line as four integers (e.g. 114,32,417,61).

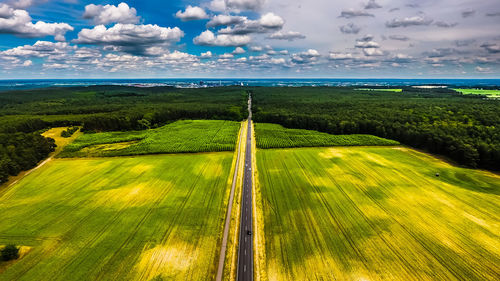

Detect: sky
0,0,499,79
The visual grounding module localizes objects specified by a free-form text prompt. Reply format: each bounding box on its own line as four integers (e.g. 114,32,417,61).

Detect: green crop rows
59,120,240,157
255,123,399,149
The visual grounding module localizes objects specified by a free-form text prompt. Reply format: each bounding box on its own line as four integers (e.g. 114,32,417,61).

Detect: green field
255,123,399,149
59,120,240,157
0,153,234,280
453,88,500,98
255,147,500,280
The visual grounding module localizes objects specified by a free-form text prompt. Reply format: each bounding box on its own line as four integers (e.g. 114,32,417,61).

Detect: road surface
237,92,254,281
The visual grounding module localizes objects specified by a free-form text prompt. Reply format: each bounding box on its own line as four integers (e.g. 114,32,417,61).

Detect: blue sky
0,0,499,78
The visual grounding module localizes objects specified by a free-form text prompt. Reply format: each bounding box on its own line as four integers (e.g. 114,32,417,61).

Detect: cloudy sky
0,0,499,78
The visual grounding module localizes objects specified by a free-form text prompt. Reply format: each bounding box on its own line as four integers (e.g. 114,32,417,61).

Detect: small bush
61,127,79,138
1,244,19,261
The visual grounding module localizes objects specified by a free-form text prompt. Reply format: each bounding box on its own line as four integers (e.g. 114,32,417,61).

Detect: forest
0,86,247,183
251,87,500,171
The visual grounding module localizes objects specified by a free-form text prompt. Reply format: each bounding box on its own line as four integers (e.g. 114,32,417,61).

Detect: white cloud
74,24,184,54
259,12,284,28
218,13,284,35
1,41,74,57
207,15,246,27
267,31,305,41
249,46,263,52
291,49,320,64
475,66,491,73
22,59,32,66
480,43,500,53
232,47,246,54
200,51,213,58
329,52,354,60
83,3,140,25
219,53,234,59
193,30,251,46
175,5,209,21
0,4,73,40
8,0,33,9
386,16,433,28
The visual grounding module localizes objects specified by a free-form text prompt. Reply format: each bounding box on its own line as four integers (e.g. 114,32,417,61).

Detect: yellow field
0,153,234,280
255,146,500,280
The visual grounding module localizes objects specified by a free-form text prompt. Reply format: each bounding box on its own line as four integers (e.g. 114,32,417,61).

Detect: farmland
255,146,500,280
255,123,399,149
453,88,500,98
0,152,234,280
59,120,240,157
355,88,402,92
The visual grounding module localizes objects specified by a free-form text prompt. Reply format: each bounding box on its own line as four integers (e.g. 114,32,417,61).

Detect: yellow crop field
255,146,500,280
0,153,234,280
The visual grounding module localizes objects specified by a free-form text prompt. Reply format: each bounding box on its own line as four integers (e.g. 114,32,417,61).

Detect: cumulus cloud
232,47,246,54
291,49,320,64
226,0,265,11
206,15,246,27
328,52,354,60
249,45,263,52
218,12,284,35
175,5,209,21
200,51,213,58
0,3,73,40
193,30,251,46
480,43,500,53
364,0,382,9
386,16,433,28
475,66,491,73
339,23,361,34
435,21,458,28
7,0,33,9
363,48,383,56
74,24,184,54
462,9,476,18
1,40,74,57
83,3,140,25
389,35,409,41
355,34,380,48
339,9,374,19
267,31,305,41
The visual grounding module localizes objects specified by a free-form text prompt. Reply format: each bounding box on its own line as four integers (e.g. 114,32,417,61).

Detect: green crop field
255,147,500,280
59,120,240,157
255,123,399,149
0,153,234,280
453,88,500,98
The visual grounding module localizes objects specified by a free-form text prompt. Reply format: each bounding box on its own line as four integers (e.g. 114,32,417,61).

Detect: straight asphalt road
237,92,253,281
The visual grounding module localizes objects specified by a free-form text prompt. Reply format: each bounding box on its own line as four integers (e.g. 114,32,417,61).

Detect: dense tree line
0,86,248,183
252,87,500,171
0,133,55,183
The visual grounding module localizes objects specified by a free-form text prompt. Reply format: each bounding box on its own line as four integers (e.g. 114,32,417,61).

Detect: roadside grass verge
59,120,240,157
255,123,399,149
255,146,500,280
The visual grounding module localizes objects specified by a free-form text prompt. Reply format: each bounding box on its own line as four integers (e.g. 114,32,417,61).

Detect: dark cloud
455,39,475,47
435,21,458,28
386,16,433,28
462,9,476,18
339,23,361,34
267,31,306,41
389,35,410,41
423,48,461,58
485,12,500,17
389,8,399,12
480,43,500,53
364,0,382,9
339,9,374,19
